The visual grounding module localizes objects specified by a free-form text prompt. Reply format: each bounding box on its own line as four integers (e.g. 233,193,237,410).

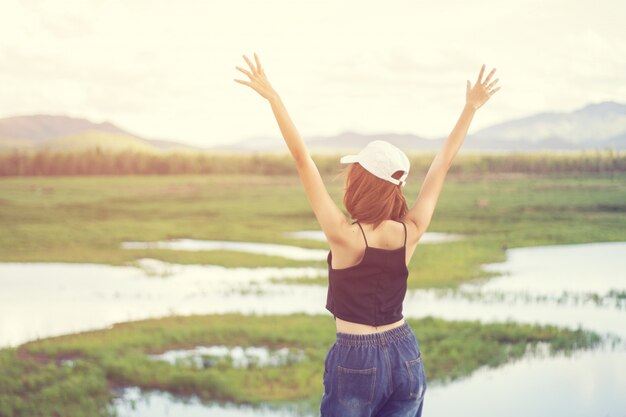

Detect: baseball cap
340,140,410,186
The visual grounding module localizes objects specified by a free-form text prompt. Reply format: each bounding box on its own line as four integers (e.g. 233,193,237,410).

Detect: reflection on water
477,241,626,295
408,241,626,339
120,231,462,261
424,347,626,417
148,345,307,369
112,348,626,417
121,239,328,261
0,261,325,347
111,386,310,417
2,240,626,417
284,230,464,244
2,242,625,347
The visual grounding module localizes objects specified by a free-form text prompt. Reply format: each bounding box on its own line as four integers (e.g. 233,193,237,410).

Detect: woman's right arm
404,64,500,241
234,53,349,244
268,92,350,242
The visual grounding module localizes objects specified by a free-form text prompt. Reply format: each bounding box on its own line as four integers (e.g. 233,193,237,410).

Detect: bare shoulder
326,221,371,269
402,217,425,266
327,220,363,251
402,217,424,246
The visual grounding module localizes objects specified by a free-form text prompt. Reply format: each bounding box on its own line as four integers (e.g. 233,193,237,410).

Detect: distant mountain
212,131,441,153
0,114,206,153
3,102,625,154
461,101,626,151
39,131,159,153
0,115,129,143
213,101,626,153
307,131,440,152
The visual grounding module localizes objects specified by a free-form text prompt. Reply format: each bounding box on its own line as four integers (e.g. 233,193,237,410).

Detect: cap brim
339,155,359,164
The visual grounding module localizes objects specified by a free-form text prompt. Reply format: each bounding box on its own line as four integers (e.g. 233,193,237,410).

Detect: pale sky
1,0,625,147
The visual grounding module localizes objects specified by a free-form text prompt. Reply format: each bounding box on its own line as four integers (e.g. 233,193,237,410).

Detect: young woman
234,53,500,417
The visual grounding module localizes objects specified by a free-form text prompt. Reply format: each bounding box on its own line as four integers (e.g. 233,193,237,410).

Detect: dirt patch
16,346,86,365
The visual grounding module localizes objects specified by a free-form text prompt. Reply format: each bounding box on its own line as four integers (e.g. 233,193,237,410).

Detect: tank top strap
401,221,407,247
354,220,369,247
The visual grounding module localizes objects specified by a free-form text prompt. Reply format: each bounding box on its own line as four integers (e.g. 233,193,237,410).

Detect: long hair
341,163,408,230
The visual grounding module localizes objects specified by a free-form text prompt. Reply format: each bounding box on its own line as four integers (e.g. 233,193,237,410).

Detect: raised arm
234,53,349,243
404,64,500,240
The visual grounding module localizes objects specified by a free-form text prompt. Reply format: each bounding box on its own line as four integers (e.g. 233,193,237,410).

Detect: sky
0,0,625,148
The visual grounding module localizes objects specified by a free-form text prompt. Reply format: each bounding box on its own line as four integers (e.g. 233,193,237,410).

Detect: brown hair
341,163,408,230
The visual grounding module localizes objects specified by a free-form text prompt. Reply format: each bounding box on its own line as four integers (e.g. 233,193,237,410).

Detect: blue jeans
320,321,427,417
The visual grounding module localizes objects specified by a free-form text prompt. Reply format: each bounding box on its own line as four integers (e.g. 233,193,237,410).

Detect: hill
213,101,626,153
2,101,626,154
0,114,205,153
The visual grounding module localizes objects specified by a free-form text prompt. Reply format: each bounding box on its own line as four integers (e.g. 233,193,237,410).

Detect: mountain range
0,115,205,153
214,101,626,153
1,101,625,154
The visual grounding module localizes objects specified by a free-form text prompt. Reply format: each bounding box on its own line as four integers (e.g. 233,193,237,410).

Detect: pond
283,230,464,244
2,241,625,347
2,239,625,417
120,231,461,261
111,348,626,417
147,345,307,369
120,240,328,261
0,261,324,347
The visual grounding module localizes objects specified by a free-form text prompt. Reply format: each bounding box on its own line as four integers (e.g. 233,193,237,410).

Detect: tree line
1,148,625,176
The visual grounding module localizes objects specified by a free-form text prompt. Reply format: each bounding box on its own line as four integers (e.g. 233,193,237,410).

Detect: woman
234,53,500,417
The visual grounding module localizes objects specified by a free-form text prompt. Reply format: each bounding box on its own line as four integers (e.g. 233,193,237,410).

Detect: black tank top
325,220,409,327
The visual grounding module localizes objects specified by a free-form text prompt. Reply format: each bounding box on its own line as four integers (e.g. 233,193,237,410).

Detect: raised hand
234,52,278,101
466,64,500,110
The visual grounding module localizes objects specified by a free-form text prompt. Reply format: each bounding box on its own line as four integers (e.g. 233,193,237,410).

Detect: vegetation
0,349,112,417
1,313,601,417
0,153,621,416
1,148,625,176
1,169,624,288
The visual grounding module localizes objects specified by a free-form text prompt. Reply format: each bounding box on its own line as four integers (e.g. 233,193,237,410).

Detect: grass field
1,170,625,287
1,156,624,416
1,313,601,417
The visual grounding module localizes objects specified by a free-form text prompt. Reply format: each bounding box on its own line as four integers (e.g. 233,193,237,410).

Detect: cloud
0,0,624,145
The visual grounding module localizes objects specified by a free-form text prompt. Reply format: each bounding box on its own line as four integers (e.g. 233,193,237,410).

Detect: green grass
1,313,601,416
0,156,623,416
1,172,625,288
0,349,112,417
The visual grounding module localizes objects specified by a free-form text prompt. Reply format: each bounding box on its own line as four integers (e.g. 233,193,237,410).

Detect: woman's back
328,218,419,270
326,218,421,333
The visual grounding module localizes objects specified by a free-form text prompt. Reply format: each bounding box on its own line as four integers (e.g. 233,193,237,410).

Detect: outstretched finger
489,86,501,96
487,78,499,89
254,52,263,73
235,66,252,79
233,78,251,86
243,54,257,76
476,64,486,85
483,68,496,85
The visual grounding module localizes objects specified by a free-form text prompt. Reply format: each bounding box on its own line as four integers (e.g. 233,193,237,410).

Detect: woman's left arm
404,64,500,240
234,53,349,243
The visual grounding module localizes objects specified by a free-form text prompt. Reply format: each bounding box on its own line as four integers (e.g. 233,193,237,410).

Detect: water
148,345,307,368
0,260,324,347
120,239,329,261
408,241,626,338
112,348,626,417
120,231,460,262
2,242,625,347
283,230,464,244
424,348,626,417
2,239,625,416
111,387,310,417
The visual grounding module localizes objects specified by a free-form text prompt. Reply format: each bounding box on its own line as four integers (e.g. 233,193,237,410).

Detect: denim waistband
335,321,414,347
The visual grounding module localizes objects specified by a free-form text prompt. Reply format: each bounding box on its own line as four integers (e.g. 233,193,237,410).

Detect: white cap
340,140,410,186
